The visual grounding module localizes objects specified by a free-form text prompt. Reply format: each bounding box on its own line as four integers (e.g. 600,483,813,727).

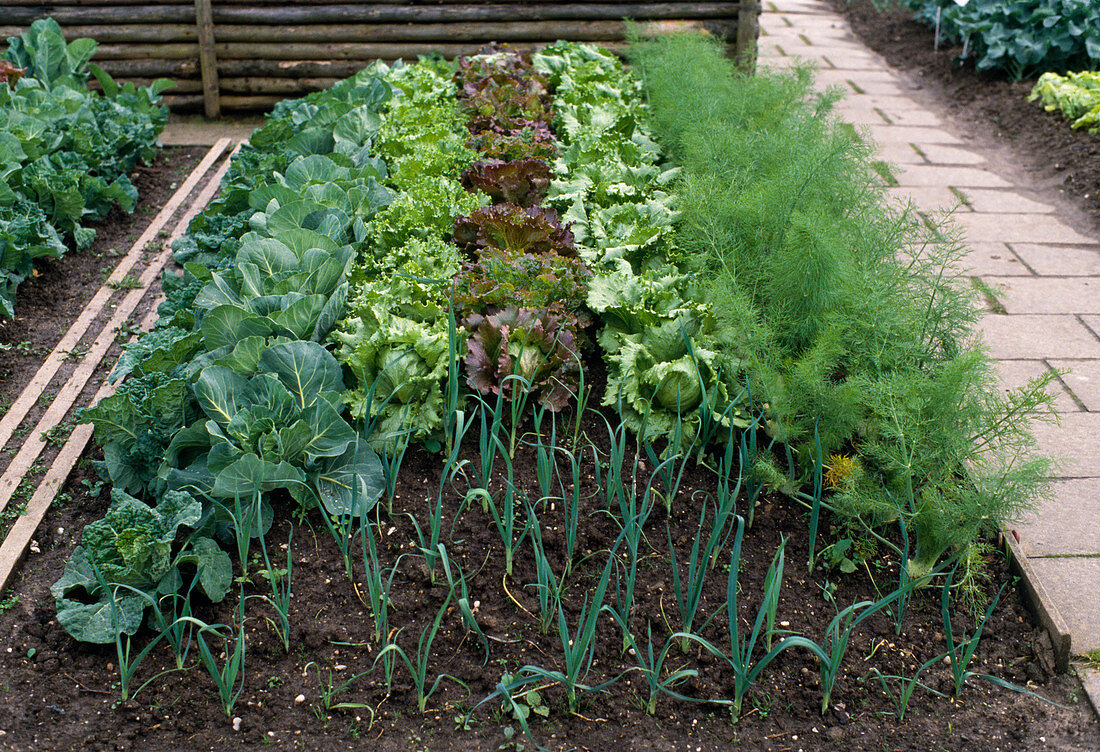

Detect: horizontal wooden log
94,58,197,77
93,43,200,60
160,93,205,110
216,59,373,78
219,76,343,95
214,41,624,61
0,24,196,43
98,76,202,92
4,4,740,26
4,18,728,46
220,94,284,110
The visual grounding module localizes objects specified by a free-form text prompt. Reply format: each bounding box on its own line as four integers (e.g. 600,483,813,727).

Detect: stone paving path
759,0,1100,714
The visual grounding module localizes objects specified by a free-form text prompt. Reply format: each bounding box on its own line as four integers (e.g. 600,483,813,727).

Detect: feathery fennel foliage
628,33,1055,576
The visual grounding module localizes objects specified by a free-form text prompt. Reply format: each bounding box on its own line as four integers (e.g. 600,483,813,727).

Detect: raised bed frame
1,1,760,114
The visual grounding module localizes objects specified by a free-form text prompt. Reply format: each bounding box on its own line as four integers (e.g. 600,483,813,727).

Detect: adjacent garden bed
827,0,1100,231
1,22,1098,752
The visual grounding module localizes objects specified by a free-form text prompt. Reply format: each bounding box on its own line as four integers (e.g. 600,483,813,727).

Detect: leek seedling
610,458,663,650
437,542,489,664
676,517,794,719
941,565,1007,696
413,408,472,583
318,507,357,581
608,615,699,715
483,433,528,576
515,533,625,712
783,578,919,714
526,503,564,635
667,496,727,653
373,586,469,712
253,529,293,652
532,406,557,502
304,661,374,717
708,435,744,571
179,608,248,717
102,584,170,702
151,584,199,670
556,444,589,576
357,511,387,644
476,396,500,491
379,422,414,510
939,566,1065,706
869,652,948,720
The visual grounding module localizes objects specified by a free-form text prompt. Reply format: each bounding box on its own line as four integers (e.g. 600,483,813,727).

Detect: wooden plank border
0,143,237,519
0,146,240,597
0,138,231,458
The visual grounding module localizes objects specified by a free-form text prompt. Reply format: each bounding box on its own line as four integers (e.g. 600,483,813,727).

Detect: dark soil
0,146,205,409
827,0,1100,234
0,391,1097,751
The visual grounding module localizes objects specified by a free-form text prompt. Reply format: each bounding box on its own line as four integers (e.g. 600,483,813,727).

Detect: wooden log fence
3,2,760,113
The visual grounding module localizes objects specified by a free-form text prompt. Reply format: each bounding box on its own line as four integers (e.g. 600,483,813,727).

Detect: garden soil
0,391,1098,751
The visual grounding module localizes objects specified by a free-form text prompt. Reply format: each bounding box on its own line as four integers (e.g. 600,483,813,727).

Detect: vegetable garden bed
1,25,1098,752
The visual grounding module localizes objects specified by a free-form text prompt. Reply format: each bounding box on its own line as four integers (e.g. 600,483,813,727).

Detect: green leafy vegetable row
1029,69,1100,132
534,42,743,449
333,60,481,453
902,0,1100,79
628,33,1054,578
1,18,169,317
55,65,409,643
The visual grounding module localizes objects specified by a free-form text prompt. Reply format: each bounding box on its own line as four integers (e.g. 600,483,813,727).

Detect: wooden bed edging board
1,2,761,113
1005,532,1072,673
0,138,232,458
0,144,241,598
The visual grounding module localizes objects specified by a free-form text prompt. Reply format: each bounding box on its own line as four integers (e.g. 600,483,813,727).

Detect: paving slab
993,359,1079,414
1049,359,1100,411
982,277,1100,314
1030,413,1100,474
835,101,944,128
812,68,904,86
1016,479,1100,556
873,141,927,165
977,314,1100,359
913,143,986,166
819,51,889,70
1084,669,1100,720
1024,557,1100,653
1012,243,1100,276
959,189,1055,214
763,43,831,59
771,10,847,26
896,164,1012,188
859,124,966,146
963,242,1033,276
952,213,1096,244
873,106,943,128
841,79,910,96
884,185,966,211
